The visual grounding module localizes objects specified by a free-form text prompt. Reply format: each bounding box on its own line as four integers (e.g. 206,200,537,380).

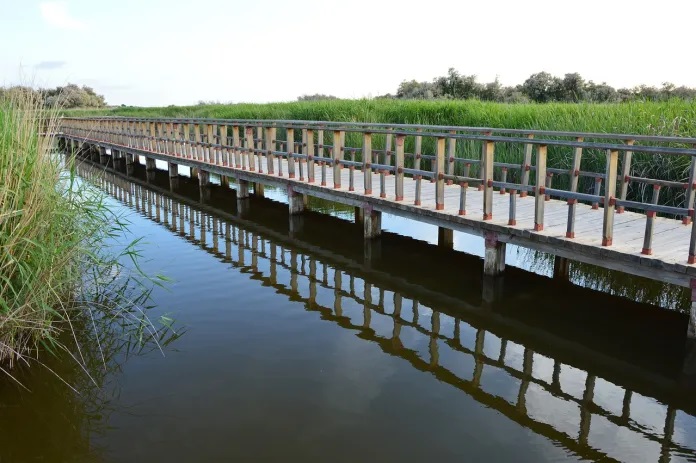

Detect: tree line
0,84,107,108
388,68,696,103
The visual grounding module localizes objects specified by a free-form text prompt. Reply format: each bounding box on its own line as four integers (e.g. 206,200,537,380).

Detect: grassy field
66,99,696,204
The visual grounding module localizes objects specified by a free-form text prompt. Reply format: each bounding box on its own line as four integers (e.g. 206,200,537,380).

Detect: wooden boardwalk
54,116,696,337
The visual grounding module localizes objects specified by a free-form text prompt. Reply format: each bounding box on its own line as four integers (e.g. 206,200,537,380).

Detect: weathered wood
435,137,445,210
603,149,619,246
534,145,547,231
482,140,495,220
395,135,405,201
333,130,344,189
364,207,381,239
617,140,634,213
363,133,372,195
484,231,505,276
287,128,295,178
432,227,452,251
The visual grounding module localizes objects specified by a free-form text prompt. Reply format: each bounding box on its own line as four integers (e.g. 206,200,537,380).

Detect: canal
2,157,695,462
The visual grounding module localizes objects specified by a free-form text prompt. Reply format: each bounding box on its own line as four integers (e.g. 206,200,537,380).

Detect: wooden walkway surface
63,132,696,288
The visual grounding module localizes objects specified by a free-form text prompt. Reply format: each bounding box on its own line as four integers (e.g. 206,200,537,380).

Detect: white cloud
39,2,85,30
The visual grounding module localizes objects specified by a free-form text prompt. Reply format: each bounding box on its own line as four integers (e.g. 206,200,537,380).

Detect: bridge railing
60,117,696,263
76,159,696,462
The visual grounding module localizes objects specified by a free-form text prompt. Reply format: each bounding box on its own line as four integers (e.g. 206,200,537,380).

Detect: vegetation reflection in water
67,156,696,463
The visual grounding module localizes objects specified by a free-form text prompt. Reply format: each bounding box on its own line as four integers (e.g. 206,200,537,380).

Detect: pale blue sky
2,0,695,106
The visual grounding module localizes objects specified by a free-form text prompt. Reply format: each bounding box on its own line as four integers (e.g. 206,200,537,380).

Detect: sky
1,0,695,107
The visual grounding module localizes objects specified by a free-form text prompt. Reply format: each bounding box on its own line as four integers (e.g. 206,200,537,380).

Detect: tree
396,80,438,99
521,72,562,103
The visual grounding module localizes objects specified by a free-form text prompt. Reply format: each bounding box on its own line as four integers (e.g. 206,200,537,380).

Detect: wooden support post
253,182,265,197
207,123,215,163
230,180,247,204
438,227,453,249
395,134,405,200
602,149,619,246
221,176,229,187
333,130,344,189
168,163,178,178
363,132,372,194
435,137,445,210
534,145,547,231
553,256,570,281
363,206,381,239
145,157,156,171
355,206,364,224
483,231,505,276
183,124,191,158
482,139,495,220
288,185,307,215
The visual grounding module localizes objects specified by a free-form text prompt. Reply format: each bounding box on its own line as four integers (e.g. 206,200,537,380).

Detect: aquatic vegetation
0,89,175,382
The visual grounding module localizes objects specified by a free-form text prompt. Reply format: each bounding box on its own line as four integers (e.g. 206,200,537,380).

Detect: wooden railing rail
59,117,696,265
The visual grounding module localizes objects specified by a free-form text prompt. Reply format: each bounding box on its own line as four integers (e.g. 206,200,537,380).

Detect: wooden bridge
76,159,696,463
57,117,696,337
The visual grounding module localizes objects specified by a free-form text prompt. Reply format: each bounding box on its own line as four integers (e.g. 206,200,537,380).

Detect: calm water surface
1,158,695,463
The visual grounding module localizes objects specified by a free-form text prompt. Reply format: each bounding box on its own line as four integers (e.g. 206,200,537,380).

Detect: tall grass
0,90,172,377
68,99,696,203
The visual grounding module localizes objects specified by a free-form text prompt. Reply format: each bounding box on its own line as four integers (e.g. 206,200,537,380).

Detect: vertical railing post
534,145,547,231
265,126,275,175
617,140,634,213
149,122,156,152
194,124,201,161
333,130,344,189
482,139,495,220
435,137,445,210
182,123,190,158
232,126,241,168
395,134,405,201
446,131,456,185
306,129,315,183
256,126,264,173
684,150,696,224
566,138,583,238
287,128,295,178
363,132,372,195
642,185,661,255
602,149,619,246
219,124,228,165
520,134,534,197
245,127,255,171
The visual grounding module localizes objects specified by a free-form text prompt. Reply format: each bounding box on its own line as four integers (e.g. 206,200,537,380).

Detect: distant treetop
388,68,696,103
0,83,107,108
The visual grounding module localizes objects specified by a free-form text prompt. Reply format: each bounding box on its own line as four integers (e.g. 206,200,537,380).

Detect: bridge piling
237,179,250,199
438,227,454,249
553,256,570,281
288,186,307,215
484,231,505,277
363,207,381,239
253,183,265,197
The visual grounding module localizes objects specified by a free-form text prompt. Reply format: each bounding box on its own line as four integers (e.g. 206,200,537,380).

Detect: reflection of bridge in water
77,158,696,463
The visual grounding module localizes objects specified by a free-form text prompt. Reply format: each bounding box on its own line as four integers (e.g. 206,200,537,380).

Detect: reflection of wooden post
579,374,596,447
225,223,231,260
472,328,485,387
430,312,440,368
660,406,676,463
498,339,507,363
309,259,317,305
516,347,533,413
334,269,342,317
552,360,562,389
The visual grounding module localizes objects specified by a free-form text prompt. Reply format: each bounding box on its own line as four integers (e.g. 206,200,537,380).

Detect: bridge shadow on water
78,155,696,463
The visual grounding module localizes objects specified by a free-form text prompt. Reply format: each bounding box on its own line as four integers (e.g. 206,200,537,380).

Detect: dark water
2,157,696,463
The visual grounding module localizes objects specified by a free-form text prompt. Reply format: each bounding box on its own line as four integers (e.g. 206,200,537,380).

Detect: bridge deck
62,132,696,288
